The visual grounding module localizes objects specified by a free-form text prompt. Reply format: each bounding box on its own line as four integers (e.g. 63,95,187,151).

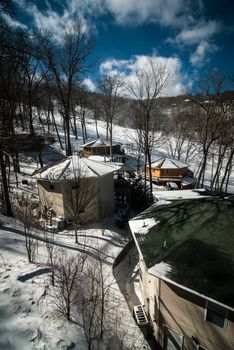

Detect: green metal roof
131,197,234,308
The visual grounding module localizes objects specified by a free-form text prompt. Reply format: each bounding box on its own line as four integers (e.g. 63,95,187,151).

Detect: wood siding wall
146,167,188,177
139,262,234,350
83,144,121,156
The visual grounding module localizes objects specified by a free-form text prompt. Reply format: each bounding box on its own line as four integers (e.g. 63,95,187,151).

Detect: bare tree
98,75,124,160
187,70,234,188
65,158,92,244
89,93,102,139
16,195,38,263
164,111,200,162
127,58,170,195
44,228,57,286
0,28,29,215
39,19,93,156
75,94,89,143
51,250,86,321
78,252,116,349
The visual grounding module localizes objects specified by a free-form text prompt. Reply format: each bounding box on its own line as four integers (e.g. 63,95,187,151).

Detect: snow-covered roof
88,154,125,162
153,189,207,201
129,197,234,310
150,157,188,169
83,138,120,148
33,155,119,180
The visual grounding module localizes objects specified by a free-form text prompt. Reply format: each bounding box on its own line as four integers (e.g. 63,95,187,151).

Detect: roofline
36,171,113,181
150,157,189,169
33,156,117,180
83,138,120,147
129,221,234,313
148,268,234,313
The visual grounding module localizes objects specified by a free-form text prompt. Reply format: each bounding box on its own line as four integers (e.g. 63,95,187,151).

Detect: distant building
129,197,234,350
82,138,123,159
33,156,118,223
146,157,195,189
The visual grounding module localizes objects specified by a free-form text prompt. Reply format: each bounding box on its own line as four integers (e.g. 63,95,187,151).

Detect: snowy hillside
1,110,234,349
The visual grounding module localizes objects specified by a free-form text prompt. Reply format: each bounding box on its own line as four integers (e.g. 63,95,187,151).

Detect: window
72,184,79,190
164,326,183,349
49,184,55,190
197,346,207,350
205,300,228,329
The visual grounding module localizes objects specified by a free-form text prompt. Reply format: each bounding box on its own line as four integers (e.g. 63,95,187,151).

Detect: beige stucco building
33,156,118,223
129,197,234,350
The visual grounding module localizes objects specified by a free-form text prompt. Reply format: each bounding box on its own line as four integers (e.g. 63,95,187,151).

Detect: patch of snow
148,261,172,278
153,189,208,201
129,217,159,235
151,157,188,169
0,212,149,349
33,156,119,180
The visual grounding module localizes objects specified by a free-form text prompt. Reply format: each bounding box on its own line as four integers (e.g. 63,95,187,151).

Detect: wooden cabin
146,157,195,189
82,138,122,157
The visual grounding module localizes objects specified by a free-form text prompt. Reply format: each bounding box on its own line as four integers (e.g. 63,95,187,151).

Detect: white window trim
196,345,207,350
163,324,184,349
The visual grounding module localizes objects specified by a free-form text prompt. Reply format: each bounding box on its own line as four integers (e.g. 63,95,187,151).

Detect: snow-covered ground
1,112,234,349
0,216,87,349
0,116,154,349
0,214,150,349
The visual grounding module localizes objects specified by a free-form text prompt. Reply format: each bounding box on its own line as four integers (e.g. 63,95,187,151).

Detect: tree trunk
28,103,35,135
95,118,99,138
0,150,12,216
220,148,234,193
110,124,113,161
73,112,78,139
51,108,64,151
65,116,72,156
81,120,86,144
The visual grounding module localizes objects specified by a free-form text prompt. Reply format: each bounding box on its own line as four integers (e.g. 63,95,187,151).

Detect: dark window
205,301,228,329
72,184,79,190
79,209,85,214
49,184,55,190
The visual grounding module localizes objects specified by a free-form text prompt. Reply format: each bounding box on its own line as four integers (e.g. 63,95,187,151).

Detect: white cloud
20,1,89,42
100,59,129,74
105,0,192,27
170,19,221,45
190,41,218,67
82,78,96,92
1,13,28,30
18,0,198,35
167,19,221,68
100,54,188,97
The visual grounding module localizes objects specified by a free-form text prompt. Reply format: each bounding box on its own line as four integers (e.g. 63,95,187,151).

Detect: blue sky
3,0,234,96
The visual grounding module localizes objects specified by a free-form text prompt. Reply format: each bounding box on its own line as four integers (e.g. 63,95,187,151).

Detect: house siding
83,144,121,156
62,179,99,223
139,263,234,350
146,167,188,178
37,173,115,223
37,180,64,217
97,173,115,218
